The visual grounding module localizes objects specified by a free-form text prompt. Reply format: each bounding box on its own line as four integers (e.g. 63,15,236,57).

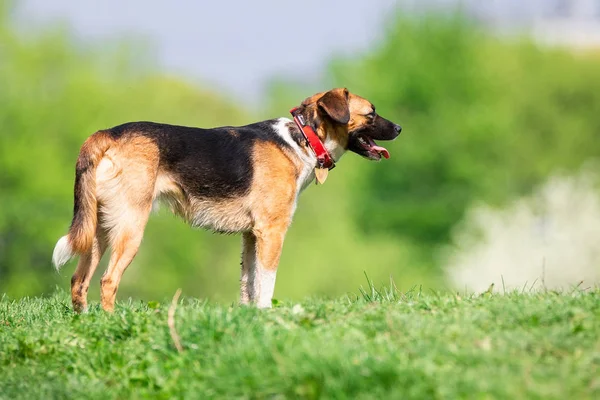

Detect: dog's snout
394,124,402,133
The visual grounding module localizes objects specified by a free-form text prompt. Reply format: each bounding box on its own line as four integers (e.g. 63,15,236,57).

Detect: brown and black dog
52,88,401,312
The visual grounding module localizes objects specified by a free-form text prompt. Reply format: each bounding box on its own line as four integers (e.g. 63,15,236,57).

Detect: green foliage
1,288,598,399
2,1,600,301
265,15,600,291
324,15,600,248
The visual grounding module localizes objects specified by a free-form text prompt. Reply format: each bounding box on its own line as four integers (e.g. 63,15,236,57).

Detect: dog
52,88,401,312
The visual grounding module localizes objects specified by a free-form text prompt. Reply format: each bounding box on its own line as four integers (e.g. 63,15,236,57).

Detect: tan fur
93,135,159,311
347,94,375,131
247,141,296,269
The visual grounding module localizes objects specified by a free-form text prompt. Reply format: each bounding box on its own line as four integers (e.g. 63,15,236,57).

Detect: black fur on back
106,120,297,199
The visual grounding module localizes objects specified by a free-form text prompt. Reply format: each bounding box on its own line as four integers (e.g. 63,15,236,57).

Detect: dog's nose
394,124,402,133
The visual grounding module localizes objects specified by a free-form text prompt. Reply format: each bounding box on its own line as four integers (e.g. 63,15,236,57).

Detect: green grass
1,284,599,399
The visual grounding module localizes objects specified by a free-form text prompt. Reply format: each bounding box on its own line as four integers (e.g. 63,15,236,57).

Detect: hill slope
1,287,598,399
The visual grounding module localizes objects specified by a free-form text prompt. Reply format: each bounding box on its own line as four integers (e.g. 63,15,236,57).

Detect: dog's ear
317,88,350,124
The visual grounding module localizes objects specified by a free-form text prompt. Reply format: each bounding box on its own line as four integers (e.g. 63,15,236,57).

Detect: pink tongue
365,136,390,159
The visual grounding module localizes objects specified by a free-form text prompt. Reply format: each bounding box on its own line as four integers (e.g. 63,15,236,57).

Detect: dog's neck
284,118,346,164
322,133,347,163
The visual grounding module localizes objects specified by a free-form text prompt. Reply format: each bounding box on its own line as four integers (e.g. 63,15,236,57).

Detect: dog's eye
367,110,376,119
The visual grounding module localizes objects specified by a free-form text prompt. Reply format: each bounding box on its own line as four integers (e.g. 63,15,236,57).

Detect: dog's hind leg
95,135,159,312
97,176,155,312
100,214,150,312
98,183,154,311
71,231,107,313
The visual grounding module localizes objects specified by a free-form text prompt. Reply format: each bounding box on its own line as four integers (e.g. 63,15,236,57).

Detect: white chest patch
272,118,317,194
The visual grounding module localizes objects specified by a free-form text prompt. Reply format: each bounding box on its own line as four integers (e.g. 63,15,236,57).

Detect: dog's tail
52,130,113,270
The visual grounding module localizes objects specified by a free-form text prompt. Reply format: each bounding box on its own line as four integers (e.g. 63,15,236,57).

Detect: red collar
290,107,335,170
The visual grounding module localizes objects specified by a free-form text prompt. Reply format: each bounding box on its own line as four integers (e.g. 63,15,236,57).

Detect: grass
0,282,599,399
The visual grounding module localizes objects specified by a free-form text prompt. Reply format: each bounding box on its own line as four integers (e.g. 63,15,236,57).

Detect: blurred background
1,0,599,301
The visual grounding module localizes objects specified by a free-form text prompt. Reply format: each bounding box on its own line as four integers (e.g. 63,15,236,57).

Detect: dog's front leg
240,232,257,305
251,224,287,308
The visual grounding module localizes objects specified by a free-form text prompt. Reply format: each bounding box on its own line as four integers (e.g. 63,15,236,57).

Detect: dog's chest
297,163,316,194
272,118,317,194
153,173,253,233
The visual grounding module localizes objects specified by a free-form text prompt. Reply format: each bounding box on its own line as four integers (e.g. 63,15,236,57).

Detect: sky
16,0,400,101
14,1,595,101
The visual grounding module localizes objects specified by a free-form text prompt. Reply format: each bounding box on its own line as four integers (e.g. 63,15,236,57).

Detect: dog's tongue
366,136,390,159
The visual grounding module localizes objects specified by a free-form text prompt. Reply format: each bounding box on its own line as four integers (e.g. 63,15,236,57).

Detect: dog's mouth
356,134,390,160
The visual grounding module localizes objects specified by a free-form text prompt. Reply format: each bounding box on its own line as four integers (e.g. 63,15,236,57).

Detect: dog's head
298,88,401,161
